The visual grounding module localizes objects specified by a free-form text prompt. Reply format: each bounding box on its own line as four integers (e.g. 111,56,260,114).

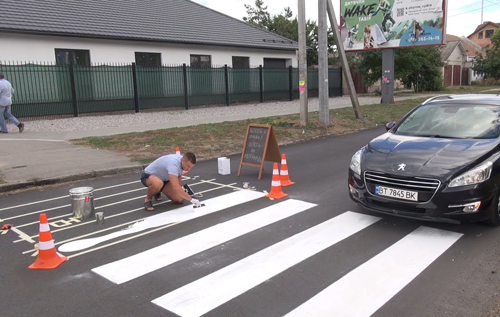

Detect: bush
483,77,498,86
415,74,444,92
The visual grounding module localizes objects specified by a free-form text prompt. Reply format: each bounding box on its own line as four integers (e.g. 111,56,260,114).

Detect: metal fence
0,62,343,120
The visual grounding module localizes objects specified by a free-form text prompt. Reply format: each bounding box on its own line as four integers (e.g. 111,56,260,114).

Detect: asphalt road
1,127,499,317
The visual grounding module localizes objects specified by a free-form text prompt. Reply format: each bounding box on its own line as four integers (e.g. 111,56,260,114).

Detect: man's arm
169,173,192,202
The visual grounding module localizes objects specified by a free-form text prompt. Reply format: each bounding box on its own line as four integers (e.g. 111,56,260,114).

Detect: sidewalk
0,94,426,193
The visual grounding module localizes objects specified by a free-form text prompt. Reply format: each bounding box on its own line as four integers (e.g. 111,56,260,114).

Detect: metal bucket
69,187,95,219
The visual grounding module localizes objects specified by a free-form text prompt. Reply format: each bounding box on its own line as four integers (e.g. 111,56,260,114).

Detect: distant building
442,34,484,85
467,21,500,49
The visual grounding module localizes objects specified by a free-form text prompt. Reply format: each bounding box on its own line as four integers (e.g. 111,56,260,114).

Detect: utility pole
298,0,308,126
325,0,362,119
318,0,329,126
481,0,484,24
381,49,395,104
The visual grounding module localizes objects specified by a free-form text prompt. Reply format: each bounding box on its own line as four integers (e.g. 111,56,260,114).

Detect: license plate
375,185,418,201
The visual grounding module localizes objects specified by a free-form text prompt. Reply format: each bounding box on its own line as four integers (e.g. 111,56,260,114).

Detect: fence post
340,67,343,97
259,65,264,103
224,64,230,106
69,62,78,117
289,65,293,101
132,62,140,113
183,63,189,110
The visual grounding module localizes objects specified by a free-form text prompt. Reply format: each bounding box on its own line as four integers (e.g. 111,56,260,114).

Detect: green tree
473,29,500,84
243,2,337,66
351,46,444,92
267,7,297,40
243,0,270,28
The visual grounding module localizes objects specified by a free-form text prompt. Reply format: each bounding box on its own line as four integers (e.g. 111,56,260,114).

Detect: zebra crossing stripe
285,226,463,317
92,199,317,284
152,211,381,316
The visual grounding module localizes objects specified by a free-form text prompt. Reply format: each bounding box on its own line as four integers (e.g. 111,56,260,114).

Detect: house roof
446,34,483,57
468,21,500,38
441,40,466,61
0,0,299,51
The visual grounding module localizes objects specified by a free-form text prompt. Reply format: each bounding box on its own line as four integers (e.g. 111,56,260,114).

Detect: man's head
0,72,4,79
181,152,196,172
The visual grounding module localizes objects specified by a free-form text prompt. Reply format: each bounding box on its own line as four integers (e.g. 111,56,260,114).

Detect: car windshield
395,103,500,139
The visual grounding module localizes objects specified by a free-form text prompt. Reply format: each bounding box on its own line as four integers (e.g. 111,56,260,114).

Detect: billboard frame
340,0,447,52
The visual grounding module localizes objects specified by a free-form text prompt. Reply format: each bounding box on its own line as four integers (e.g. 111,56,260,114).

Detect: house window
55,49,91,66
485,29,495,38
190,55,211,68
232,56,250,69
263,58,287,69
135,52,161,67
478,31,483,39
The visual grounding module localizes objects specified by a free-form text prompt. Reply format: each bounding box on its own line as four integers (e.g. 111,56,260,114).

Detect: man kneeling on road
141,152,201,211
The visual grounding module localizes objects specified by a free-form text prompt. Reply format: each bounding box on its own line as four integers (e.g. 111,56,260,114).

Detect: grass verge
70,87,500,165
71,97,427,164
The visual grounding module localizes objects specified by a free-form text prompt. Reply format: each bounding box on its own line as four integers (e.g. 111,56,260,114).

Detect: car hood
363,133,499,180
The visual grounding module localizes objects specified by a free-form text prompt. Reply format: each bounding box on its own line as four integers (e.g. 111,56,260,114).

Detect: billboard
340,0,446,51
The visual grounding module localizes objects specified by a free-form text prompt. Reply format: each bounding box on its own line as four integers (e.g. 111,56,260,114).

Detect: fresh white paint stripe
92,199,317,284
152,211,380,317
0,180,142,212
58,190,265,252
285,226,463,317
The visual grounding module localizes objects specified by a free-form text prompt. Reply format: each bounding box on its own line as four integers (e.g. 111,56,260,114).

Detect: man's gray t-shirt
144,154,182,181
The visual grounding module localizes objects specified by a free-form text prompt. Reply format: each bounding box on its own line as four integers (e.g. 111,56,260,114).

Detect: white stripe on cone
39,223,50,232
38,240,55,250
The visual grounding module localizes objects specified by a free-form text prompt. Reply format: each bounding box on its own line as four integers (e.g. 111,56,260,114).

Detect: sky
192,0,500,38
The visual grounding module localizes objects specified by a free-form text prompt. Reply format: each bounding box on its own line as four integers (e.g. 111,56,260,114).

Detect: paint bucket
69,187,95,220
95,212,104,225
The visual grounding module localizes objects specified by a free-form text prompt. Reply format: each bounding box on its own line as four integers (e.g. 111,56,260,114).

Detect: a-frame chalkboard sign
238,124,281,180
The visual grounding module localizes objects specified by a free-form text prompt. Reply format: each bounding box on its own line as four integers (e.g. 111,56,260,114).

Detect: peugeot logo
398,163,406,171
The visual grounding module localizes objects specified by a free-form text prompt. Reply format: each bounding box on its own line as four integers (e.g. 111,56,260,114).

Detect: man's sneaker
18,123,24,133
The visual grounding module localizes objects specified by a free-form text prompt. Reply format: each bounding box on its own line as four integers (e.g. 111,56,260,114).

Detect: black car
348,94,500,225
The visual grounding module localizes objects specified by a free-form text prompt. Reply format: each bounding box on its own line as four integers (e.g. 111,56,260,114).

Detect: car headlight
350,149,362,176
449,161,493,187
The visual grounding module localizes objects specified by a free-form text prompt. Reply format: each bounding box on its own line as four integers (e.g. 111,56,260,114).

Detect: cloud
192,0,342,22
447,0,478,11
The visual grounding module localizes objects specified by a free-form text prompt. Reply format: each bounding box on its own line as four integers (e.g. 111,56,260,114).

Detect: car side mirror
385,121,396,131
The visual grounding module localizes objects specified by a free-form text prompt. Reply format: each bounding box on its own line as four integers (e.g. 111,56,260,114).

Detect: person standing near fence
0,72,24,133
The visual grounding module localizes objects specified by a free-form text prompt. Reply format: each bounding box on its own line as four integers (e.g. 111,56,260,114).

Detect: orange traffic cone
29,213,67,270
266,163,288,199
280,154,295,187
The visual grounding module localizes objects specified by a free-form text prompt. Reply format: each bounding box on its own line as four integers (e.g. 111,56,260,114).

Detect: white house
0,0,299,68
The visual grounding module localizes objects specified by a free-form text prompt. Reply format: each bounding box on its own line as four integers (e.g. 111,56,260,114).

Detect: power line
447,1,481,13
449,2,500,17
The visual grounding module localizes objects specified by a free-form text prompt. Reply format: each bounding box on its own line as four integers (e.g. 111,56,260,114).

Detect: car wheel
485,189,500,226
